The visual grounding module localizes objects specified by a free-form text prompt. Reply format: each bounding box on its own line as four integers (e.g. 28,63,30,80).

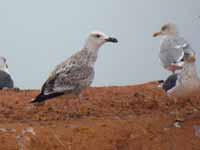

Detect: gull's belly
168,78,200,98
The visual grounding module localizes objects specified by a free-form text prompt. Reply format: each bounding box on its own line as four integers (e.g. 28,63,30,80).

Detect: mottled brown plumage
31,31,118,103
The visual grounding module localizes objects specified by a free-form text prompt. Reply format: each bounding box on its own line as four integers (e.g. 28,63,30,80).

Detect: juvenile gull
31,31,118,103
0,56,14,89
160,53,200,122
161,54,200,98
153,23,195,73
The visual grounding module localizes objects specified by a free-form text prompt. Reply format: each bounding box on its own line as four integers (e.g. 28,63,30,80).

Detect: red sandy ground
0,81,200,150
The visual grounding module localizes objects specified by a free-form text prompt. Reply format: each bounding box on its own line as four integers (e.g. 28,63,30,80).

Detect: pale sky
0,0,199,89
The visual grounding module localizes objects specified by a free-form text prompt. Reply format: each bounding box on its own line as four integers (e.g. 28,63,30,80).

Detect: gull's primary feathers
31,31,118,103
153,23,195,73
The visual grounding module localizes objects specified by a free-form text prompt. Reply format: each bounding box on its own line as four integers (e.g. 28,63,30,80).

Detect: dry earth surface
0,81,200,150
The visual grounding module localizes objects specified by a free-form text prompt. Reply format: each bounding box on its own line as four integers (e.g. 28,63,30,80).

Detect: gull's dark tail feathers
157,80,164,84
30,92,64,104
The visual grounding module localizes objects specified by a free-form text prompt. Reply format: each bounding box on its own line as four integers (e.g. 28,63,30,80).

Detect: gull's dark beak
153,32,162,37
105,37,118,43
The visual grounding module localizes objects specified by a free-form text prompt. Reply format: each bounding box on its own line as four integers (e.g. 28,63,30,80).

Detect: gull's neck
84,40,102,52
83,42,101,67
162,34,178,39
180,62,199,80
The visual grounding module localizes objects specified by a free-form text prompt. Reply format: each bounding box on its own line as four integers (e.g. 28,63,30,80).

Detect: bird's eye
161,25,168,31
95,34,101,38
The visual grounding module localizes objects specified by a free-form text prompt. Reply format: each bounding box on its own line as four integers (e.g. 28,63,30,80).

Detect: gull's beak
153,32,162,37
105,37,118,43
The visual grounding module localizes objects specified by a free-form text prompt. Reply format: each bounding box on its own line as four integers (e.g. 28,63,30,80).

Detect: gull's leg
68,91,88,114
66,94,79,106
63,94,81,117
64,96,71,107
173,96,200,126
172,68,177,74
69,92,82,114
185,97,200,120
76,92,85,107
170,97,184,128
173,97,184,122
168,64,183,75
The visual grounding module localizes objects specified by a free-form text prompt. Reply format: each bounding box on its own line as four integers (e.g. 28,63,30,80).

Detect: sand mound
0,81,200,150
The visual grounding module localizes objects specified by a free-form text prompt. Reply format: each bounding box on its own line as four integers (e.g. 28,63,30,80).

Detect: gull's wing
159,36,194,68
51,49,89,76
174,36,195,55
159,47,184,68
0,70,14,89
0,57,13,88
42,65,94,95
162,73,178,92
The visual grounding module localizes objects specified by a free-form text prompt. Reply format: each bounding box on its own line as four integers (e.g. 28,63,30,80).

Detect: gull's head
85,31,118,50
153,23,178,37
0,57,9,73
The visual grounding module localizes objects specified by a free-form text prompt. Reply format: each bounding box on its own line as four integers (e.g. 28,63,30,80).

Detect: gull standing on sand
0,56,14,89
153,23,195,74
31,31,118,103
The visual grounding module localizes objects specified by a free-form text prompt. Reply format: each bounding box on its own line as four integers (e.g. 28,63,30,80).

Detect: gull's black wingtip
30,93,45,104
157,80,164,84
30,92,65,104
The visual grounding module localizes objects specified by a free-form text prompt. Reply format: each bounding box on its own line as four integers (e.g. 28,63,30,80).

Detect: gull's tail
157,80,164,84
157,80,164,88
30,92,64,104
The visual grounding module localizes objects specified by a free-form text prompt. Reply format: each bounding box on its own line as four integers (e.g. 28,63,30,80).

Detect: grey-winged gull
161,53,199,98
153,23,195,73
31,31,118,103
0,56,14,89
